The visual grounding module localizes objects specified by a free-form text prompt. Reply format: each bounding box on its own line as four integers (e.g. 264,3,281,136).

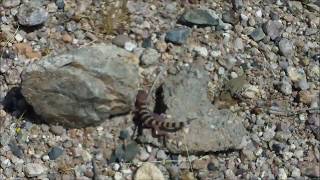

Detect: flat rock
165,28,191,45
263,20,283,40
250,27,265,42
21,43,139,128
178,8,219,27
24,163,47,177
2,0,21,8
279,38,294,57
162,65,247,154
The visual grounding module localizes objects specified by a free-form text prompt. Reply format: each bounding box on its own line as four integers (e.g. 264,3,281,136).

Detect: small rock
119,130,129,140
55,0,65,9
298,90,313,105
15,34,24,42
231,0,243,10
280,78,292,95
207,162,217,171
114,172,123,180
48,147,64,160
193,46,208,57
278,38,294,57
297,78,309,90
178,8,219,27
288,1,303,13
222,11,240,25
49,125,65,135
291,167,301,178
17,3,48,26
140,48,160,67
286,66,305,83
156,150,167,160
8,140,23,158
112,163,120,171
192,159,208,170
47,2,58,13
112,35,131,48
278,168,287,180
124,42,137,52
2,0,21,8
24,163,47,177
263,20,283,40
134,162,165,180
250,27,265,42
62,33,73,43
138,148,150,161
234,38,244,52
165,28,191,45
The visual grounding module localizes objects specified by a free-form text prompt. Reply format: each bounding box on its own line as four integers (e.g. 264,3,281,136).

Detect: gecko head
135,90,148,107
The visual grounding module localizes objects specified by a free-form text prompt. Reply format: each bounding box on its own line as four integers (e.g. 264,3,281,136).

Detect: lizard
133,90,185,138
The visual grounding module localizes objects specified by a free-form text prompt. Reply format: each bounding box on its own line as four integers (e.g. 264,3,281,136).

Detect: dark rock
207,162,217,171
119,130,129,140
178,9,219,27
17,3,48,26
142,37,153,48
21,43,140,128
249,27,266,42
312,53,320,61
8,140,24,158
222,11,240,25
55,0,65,10
110,141,139,163
165,28,191,45
231,0,243,10
48,147,64,160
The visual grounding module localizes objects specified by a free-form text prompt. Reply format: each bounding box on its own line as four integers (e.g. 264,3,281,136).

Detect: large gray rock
162,67,247,153
17,3,48,26
21,43,139,128
178,8,219,27
140,65,247,154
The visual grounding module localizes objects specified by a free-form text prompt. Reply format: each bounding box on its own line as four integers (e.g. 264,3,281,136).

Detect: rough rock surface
162,65,247,153
21,43,139,128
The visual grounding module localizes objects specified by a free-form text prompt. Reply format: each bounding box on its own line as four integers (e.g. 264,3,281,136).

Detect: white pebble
15,34,23,42
114,172,123,180
193,46,208,57
255,9,262,17
112,163,120,171
278,168,287,180
146,145,152,153
291,167,301,177
211,50,221,57
218,67,225,75
231,72,238,78
124,42,137,51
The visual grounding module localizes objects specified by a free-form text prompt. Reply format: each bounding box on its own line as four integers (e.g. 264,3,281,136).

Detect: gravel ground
0,0,319,179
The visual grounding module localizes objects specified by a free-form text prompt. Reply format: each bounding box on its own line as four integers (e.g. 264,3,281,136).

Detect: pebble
62,33,73,43
55,0,65,9
49,125,65,135
280,78,292,95
24,163,47,178
178,8,219,26
278,38,294,57
165,28,191,45
112,35,131,48
278,168,287,180
134,162,165,180
298,90,313,104
48,146,64,160
2,0,21,8
14,34,23,42
193,46,208,57
250,27,266,41
124,42,137,52
263,20,283,40
291,167,301,178
140,48,160,67
17,4,48,26
112,163,120,171
156,150,167,160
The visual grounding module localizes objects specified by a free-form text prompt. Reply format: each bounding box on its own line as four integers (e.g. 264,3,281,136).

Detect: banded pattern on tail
135,90,185,130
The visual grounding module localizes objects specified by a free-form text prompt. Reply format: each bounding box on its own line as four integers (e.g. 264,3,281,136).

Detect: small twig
268,107,320,116
183,134,194,174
